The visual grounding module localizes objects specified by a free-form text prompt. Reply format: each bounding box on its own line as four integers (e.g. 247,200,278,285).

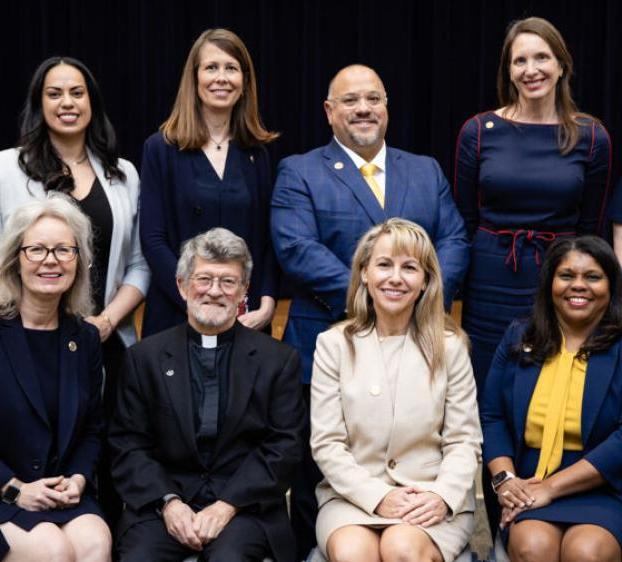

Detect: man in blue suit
271,64,469,558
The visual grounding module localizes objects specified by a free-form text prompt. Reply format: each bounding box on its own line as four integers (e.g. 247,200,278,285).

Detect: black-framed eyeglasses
20,245,80,263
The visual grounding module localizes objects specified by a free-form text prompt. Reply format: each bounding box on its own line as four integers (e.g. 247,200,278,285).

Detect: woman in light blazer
311,218,482,562
0,56,149,523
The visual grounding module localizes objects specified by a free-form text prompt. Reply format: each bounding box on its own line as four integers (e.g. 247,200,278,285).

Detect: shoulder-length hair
519,236,622,364
17,56,126,193
496,17,595,155
344,218,464,376
0,195,94,319
160,28,279,150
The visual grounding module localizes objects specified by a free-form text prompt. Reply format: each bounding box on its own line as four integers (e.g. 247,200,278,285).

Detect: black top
24,327,60,472
74,177,113,312
187,323,235,470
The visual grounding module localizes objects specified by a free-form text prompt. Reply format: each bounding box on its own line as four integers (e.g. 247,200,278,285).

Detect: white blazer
311,324,482,518
0,147,150,345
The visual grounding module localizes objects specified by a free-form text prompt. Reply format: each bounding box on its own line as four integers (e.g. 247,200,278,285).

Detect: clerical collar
187,322,236,348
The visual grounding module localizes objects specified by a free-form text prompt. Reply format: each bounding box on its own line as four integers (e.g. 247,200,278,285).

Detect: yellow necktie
360,163,384,208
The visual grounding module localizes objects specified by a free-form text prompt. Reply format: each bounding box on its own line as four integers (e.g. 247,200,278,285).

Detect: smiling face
324,66,388,161
361,233,426,335
509,32,563,108
552,250,610,334
42,63,92,142
19,216,78,306
177,257,247,334
196,42,244,115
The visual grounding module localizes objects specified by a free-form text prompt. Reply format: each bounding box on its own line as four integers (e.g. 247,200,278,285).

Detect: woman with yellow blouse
481,235,622,562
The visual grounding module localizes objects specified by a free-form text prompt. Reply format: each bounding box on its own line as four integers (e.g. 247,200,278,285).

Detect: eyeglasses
327,91,388,108
189,274,242,293
20,245,79,262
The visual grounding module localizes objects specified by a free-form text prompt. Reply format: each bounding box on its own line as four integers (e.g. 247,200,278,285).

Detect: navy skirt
508,448,622,547
0,495,104,558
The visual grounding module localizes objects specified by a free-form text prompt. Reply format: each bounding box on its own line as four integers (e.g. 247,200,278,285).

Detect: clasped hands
375,486,448,527
162,499,236,551
497,476,554,528
16,474,85,511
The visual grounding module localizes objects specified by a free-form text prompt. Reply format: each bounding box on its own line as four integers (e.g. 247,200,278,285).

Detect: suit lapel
512,357,541,445
582,342,619,446
161,325,198,455
384,148,407,216
322,140,385,225
57,315,82,458
214,323,259,454
0,317,49,427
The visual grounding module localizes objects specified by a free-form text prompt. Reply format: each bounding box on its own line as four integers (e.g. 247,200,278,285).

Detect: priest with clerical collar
110,227,304,562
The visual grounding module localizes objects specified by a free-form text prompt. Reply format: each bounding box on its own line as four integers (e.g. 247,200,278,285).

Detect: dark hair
497,17,594,155
17,56,126,193
160,28,278,150
519,236,622,364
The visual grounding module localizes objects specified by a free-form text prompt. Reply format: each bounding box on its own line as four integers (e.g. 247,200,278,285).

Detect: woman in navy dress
453,17,611,395
140,28,278,337
482,236,622,562
0,197,109,561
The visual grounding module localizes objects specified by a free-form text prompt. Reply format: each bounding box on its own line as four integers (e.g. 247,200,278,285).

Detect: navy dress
453,111,611,393
139,132,277,337
0,316,104,557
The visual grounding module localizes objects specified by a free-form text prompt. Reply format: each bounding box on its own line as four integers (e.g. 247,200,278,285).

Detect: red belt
478,226,575,272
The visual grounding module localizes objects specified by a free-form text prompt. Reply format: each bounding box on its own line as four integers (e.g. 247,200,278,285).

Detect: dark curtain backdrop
2,0,620,186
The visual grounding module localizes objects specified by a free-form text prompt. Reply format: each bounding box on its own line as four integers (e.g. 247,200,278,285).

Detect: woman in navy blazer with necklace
140,28,278,337
0,197,109,561
482,236,622,562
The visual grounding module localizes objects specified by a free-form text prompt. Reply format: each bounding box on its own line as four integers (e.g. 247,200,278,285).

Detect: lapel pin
249,155,254,163
68,341,77,352
485,120,494,129
370,384,381,396
165,369,175,377
334,161,344,170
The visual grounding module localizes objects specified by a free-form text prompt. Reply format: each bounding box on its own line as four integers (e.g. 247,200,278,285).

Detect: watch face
2,484,20,504
492,471,508,486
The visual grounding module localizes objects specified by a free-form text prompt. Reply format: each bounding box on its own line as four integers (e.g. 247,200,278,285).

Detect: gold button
388,459,397,469
68,341,77,352
334,161,344,170
485,120,494,129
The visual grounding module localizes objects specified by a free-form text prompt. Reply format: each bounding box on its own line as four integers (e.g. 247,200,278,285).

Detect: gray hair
176,227,253,283
0,195,94,319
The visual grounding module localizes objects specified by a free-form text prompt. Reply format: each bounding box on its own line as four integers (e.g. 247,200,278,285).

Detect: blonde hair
497,17,595,155
160,28,278,150
344,218,463,376
0,196,94,319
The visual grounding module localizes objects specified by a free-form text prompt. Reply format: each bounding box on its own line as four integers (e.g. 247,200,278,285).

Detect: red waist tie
478,226,576,272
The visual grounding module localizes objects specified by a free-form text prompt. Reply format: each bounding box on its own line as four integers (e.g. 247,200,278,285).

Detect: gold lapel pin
165,369,175,377
485,121,494,129
68,341,77,352
334,161,344,170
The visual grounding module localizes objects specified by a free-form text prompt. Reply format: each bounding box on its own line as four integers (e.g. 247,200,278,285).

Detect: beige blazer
311,325,482,519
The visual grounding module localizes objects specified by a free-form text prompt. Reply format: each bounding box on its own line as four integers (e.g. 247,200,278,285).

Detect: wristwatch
156,493,181,516
1,480,21,504
491,470,515,493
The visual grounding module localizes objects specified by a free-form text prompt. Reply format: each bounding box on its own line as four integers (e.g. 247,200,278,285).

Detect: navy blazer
0,315,104,522
481,321,622,498
139,133,277,337
271,139,469,382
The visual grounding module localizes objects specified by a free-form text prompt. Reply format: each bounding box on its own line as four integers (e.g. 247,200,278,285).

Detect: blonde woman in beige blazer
311,218,482,562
